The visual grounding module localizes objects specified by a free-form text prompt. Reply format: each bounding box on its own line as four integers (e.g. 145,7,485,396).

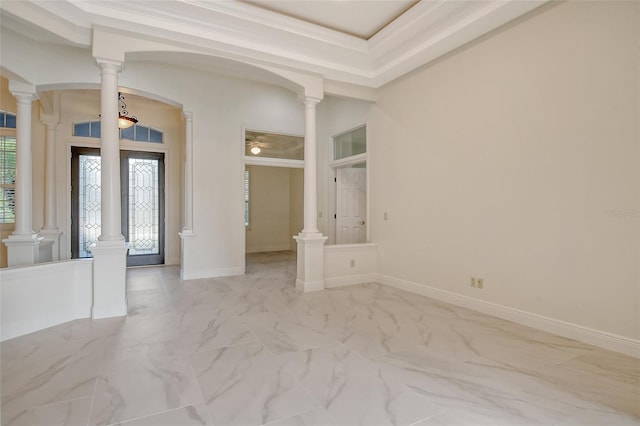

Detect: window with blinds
0,136,17,223
244,169,250,227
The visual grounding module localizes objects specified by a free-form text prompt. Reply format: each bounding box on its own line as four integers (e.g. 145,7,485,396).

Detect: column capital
41,118,59,130
11,91,36,103
96,58,123,73
9,81,36,100
299,96,322,106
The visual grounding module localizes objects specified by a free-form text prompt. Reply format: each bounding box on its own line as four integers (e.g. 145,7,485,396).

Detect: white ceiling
243,0,418,39
0,0,547,89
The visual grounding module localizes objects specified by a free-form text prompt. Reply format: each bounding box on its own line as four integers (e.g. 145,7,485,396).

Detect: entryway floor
2,251,638,425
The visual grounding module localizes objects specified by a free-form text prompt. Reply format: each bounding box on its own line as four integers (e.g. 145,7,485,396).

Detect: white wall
370,1,639,341
317,96,373,241
0,259,93,340
117,63,306,278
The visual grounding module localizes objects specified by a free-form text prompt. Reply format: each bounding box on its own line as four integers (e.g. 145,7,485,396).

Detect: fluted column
3,85,42,266
89,58,128,319
294,96,327,292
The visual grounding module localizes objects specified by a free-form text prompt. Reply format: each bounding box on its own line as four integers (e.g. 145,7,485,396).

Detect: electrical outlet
477,278,484,289
470,277,477,287
350,259,355,268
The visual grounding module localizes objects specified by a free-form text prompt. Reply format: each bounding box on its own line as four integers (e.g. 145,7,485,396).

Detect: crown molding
0,0,547,89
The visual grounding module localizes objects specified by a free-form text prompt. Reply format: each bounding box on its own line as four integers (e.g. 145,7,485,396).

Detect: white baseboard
246,245,291,254
182,266,244,280
379,274,640,358
325,273,379,288
296,279,324,292
91,302,128,320
2,312,73,341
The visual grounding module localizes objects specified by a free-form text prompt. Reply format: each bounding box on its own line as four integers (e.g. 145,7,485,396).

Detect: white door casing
336,167,366,244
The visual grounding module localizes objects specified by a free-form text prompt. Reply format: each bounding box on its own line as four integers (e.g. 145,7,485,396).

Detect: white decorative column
89,59,128,319
179,111,195,279
3,84,42,266
39,119,62,260
294,96,327,292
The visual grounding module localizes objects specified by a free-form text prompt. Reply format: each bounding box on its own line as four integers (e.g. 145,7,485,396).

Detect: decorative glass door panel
71,148,165,266
78,154,101,258
124,153,164,265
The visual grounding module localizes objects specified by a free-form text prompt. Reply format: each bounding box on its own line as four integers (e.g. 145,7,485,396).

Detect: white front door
336,167,366,244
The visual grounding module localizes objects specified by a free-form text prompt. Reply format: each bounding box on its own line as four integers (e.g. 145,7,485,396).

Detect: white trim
244,156,304,169
324,242,378,252
91,301,127,319
325,273,378,288
296,278,325,292
246,244,291,254
329,152,367,168
182,266,243,281
379,274,640,358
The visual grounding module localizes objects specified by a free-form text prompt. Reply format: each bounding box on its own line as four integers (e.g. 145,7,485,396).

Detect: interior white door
336,167,366,244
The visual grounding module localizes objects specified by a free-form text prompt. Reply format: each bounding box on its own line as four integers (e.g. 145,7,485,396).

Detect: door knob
360,220,365,225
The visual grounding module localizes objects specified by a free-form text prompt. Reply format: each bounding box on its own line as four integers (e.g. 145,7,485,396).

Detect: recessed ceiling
243,0,418,39
0,0,547,89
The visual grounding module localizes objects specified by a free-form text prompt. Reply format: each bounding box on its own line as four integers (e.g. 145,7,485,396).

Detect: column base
294,233,327,292
89,240,129,319
2,233,42,267
39,228,62,261
179,229,196,280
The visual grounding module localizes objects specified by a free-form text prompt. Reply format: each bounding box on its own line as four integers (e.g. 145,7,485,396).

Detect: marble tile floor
1,251,638,426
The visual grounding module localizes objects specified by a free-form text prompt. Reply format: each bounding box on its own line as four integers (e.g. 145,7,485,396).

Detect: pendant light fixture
117,92,138,129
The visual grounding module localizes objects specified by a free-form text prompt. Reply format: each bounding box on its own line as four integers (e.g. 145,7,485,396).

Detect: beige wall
0,85,183,267
289,168,304,251
370,1,639,339
245,165,303,253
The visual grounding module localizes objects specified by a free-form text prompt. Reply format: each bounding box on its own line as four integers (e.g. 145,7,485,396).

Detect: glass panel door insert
71,148,165,266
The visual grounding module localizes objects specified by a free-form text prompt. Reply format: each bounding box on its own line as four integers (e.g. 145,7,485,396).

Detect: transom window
73,120,163,143
0,110,17,129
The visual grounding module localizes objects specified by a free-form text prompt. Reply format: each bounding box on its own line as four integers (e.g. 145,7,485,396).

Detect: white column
294,96,327,292
302,97,321,235
179,111,195,279
42,122,58,231
89,58,128,319
39,120,62,260
3,86,42,266
12,91,36,236
98,60,124,242
181,111,194,235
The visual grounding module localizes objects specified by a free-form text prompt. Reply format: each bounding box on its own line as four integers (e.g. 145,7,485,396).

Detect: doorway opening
242,129,304,272
71,147,165,266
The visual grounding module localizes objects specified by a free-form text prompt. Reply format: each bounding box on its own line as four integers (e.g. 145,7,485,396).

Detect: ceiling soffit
0,0,546,88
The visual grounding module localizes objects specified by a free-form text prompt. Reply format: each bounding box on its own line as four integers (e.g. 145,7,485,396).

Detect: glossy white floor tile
1,251,638,426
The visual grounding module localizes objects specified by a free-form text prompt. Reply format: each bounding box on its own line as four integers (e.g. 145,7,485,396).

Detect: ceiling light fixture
117,92,138,129
250,145,261,155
